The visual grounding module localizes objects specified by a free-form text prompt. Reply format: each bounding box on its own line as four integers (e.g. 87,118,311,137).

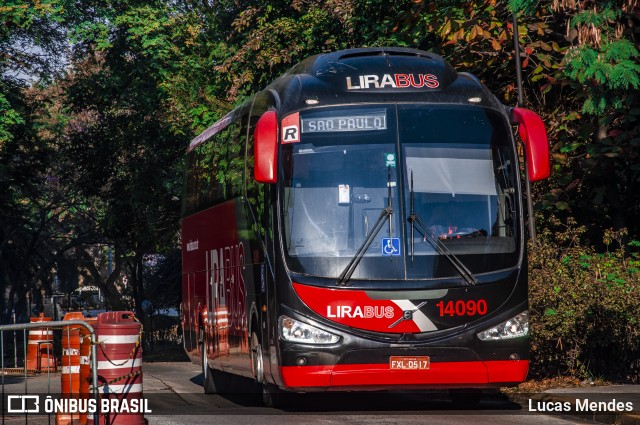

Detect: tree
509,1,640,240
33,1,187,317
3,0,640,323
0,0,68,145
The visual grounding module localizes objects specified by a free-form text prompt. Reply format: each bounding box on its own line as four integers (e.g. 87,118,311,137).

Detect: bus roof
189,47,503,151
269,47,501,116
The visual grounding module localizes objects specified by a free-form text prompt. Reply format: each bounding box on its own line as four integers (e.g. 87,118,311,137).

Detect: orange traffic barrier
57,311,84,425
79,317,97,425
26,313,56,372
90,311,145,425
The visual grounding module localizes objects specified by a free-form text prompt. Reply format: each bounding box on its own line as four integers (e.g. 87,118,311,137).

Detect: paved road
2,361,599,424
4,361,639,424
142,362,590,425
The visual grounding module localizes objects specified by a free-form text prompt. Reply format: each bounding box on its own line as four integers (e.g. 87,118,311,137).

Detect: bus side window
245,108,268,240
204,122,242,201
184,141,225,215
222,122,243,199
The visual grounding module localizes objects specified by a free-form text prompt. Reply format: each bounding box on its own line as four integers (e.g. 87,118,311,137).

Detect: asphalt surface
141,362,604,424
2,361,639,424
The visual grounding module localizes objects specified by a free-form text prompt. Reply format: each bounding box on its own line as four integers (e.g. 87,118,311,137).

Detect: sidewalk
510,385,640,425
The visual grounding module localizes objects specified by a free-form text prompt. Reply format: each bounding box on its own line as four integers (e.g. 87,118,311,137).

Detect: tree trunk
79,246,127,311
130,252,146,320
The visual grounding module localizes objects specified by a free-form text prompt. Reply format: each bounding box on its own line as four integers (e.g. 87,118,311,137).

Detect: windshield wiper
407,171,478,286
337,167,394,286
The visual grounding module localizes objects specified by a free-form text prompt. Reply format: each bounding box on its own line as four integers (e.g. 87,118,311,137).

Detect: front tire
251,330,286,407
201,340,218,394
250,332,264,383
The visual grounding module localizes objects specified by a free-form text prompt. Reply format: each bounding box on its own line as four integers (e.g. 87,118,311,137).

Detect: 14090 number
435,300,487,317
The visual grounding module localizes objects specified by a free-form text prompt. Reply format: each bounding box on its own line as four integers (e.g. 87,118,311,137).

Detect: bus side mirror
511,108,550,181
254,111,278,183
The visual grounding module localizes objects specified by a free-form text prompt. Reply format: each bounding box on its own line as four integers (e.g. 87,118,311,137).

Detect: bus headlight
477,310,529,341
279,315,340,344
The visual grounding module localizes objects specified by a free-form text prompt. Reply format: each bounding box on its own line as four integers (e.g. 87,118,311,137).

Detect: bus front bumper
279,359,528,391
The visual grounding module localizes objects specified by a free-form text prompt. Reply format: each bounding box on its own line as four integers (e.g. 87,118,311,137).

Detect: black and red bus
181,47,550,405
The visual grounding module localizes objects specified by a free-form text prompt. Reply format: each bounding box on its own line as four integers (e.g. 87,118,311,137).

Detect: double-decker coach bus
181,47,550,405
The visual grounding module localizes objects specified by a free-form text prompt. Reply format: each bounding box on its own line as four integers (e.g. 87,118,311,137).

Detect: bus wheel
200,342,220,394
251,331,284,407
250,332,264,383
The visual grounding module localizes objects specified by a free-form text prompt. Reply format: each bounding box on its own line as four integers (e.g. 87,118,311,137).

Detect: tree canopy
1,0,639,350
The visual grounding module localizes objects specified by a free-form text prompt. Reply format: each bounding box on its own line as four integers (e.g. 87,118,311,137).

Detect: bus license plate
389,356,430,370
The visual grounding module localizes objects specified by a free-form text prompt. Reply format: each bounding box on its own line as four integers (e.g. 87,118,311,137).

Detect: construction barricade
57,311,85,425
25,312,56,372
81,317,98,424
90,311,145,425
1,317,99,425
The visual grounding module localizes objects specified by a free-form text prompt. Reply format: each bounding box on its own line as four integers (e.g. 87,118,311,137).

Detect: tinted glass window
183,121,242,216
280,105,520,282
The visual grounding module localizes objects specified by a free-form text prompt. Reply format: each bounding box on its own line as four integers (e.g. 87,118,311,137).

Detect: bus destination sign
301,113,386,133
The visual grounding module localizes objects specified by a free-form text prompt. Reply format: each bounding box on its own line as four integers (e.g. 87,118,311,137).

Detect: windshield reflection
281,105,520,282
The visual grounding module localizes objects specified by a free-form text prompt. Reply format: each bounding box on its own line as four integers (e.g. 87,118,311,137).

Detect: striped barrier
57,311,85,425
80,317,98,425
0,318,99,424
90,311,145,425
25,313,56,372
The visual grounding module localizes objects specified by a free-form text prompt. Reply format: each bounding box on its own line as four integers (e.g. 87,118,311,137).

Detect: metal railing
1,320,99,424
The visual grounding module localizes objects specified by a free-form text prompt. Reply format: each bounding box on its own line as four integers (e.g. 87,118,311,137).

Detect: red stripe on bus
280,360,528,388
292,283,418,333
486,359,529,383
280,365,333,387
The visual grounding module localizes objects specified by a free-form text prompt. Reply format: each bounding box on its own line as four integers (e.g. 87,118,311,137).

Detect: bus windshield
281,105,520,282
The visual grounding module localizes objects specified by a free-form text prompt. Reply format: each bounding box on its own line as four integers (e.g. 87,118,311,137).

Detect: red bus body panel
181,200,250,375
280,360,528,389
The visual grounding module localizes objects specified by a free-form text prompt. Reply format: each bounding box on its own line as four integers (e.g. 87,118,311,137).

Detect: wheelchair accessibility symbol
381,238,401,256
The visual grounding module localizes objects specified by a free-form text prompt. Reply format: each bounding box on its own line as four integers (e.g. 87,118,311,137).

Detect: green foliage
508,0,538,15
560,4,640,115
0,90,25,144
0,0,67,147
0,1,65,41
214,2,349,101
529,219,640,382
1,0,191,315
564,40,640,114
571,8,621,27
505,1,640,244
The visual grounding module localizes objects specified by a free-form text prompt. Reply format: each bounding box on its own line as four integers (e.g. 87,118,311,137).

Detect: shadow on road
189,372,524,413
